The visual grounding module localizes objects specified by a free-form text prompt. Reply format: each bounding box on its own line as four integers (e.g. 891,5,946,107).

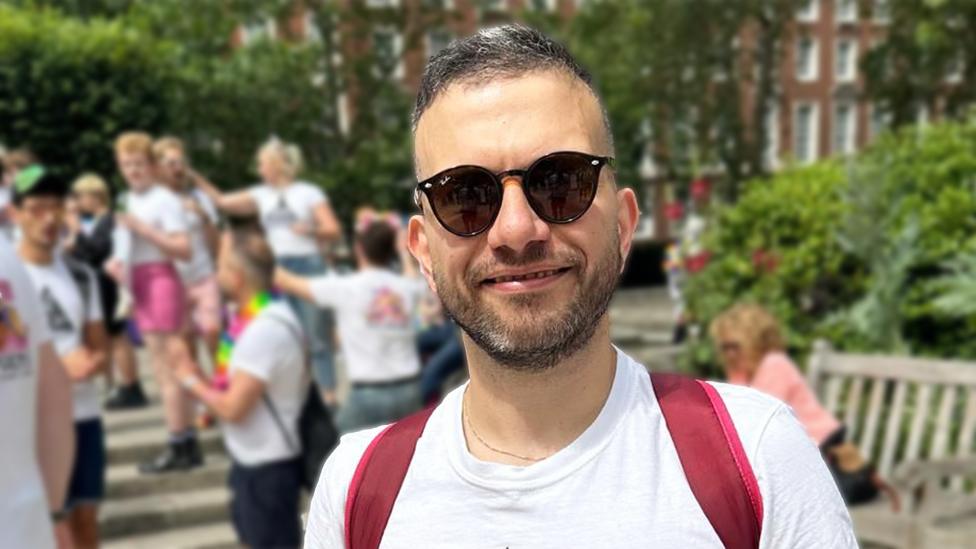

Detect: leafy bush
683,115,976,375
0,5,177,182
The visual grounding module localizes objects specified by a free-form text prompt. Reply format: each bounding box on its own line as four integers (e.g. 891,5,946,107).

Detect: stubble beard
434,233,622,373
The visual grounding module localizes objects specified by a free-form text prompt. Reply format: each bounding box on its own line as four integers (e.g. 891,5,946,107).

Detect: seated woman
710,303,886,506
709,303,840,447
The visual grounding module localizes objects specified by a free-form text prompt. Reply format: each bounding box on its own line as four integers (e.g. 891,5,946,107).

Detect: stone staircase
99,371,238,548
97,286,679,547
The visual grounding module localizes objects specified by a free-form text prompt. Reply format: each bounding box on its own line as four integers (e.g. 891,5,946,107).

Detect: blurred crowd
0,132,465,548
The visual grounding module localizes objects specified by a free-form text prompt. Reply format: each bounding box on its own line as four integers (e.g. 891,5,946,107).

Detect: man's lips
480,266,573,288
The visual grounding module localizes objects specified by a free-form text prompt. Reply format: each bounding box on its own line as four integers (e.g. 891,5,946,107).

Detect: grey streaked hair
412,24,613,151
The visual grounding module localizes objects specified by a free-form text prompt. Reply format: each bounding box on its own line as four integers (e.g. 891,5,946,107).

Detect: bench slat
816,353,976,387
905,385,934,463
859,378,887,461
825,377,844,417
932,385,957,461
880,381,908,478
951,389,976,492
844,378,865,441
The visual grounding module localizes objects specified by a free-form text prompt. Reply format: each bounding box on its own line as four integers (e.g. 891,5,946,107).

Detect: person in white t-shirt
12,165,110,548
175,222,309,548
0,234,76,549
304,25,857,548
104,131,204,474
191,138,343,405
153,137,221,357
275,213,425,434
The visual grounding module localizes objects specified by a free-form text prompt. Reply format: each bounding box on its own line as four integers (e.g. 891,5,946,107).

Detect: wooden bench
807,340,976,548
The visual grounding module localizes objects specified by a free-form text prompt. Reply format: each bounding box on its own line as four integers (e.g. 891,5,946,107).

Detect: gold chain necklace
462,389,547,463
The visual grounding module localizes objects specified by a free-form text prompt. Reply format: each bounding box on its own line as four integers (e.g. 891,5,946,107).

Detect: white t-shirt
305,350,857,548
0,236,56,549
220,302,310,466
127,185,188,266
309,269,426,383
23,255,104,421
247,182,326,258
175,188,218,284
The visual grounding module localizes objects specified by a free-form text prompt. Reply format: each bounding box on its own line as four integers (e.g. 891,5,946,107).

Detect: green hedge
683,115,976,376
0,6,176,183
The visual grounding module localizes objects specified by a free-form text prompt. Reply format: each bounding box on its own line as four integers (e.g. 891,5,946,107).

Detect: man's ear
408,213,438,294
616,187,640,273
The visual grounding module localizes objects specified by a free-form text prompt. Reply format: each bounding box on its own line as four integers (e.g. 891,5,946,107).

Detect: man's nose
485,175,550,254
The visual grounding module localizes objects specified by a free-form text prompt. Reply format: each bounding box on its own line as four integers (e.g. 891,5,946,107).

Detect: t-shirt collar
445,347,632,492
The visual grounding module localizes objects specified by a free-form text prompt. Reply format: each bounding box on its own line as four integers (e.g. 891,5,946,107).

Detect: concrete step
102,522,238,549
107,426,224,465
106,453,230,499
99,486,231,539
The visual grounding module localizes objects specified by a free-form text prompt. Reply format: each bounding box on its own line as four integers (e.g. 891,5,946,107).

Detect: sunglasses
414,151,613,237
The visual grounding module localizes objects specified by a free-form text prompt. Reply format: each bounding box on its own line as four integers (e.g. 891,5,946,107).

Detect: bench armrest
891,457,976,517
892,456,976,489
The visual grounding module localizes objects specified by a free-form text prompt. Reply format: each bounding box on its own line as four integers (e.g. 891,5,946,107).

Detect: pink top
730,352,841,446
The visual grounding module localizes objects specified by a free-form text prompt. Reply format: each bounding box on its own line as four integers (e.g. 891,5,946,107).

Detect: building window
366,0,398,8
793,102,819,164
764,104,780,170
422,0,453,9
835,39,857,82
873,0,890,23
832,102,856,155
836,0,857,23
797,0,819,22
796,37,819,81
869,104,891,139
427,29,452,59
529,0,557,10
372,28,403,78
241,17,277,45
481,0,507,11
946,54,964,84
303,12,321,43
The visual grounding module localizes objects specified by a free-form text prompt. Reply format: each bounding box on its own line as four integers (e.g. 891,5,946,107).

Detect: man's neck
18,240,55,266
462,316,617,466
232,284,266,311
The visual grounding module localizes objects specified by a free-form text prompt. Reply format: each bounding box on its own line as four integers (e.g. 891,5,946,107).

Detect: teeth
491,269,561,283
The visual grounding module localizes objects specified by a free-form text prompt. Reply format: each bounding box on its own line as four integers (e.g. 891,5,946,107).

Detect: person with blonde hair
105,131,205,474
192,137,343,405
710,303,841,447
65,173,146,409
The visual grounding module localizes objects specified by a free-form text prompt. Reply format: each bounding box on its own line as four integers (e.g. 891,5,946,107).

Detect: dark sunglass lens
524,153,601,223
426,167,501,236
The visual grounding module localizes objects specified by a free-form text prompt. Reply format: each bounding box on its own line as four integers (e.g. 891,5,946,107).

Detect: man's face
158,148,186,187
409,71,639,371
116,151,154,190
15,195,64,250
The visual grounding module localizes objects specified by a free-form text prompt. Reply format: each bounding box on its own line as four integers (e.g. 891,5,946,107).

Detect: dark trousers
228,457,303,548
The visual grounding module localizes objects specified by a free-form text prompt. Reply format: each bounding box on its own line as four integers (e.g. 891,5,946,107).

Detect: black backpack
261,311,339,490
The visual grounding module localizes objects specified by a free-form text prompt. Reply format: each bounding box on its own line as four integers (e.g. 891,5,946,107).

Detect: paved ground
100,287,680,547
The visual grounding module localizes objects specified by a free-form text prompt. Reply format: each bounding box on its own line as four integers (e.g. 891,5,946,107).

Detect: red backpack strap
344,406,436,549
651,372,764,549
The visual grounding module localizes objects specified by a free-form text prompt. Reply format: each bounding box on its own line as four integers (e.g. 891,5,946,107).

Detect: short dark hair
356,221,397,267
227,222,275,289
412,24,612,148
12,165,68,207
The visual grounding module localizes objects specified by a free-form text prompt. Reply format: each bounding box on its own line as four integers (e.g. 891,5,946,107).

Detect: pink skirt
132,263,186,334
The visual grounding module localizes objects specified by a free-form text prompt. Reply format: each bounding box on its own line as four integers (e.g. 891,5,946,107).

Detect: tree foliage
0,5,177,182
863,0,976,127
550,0,804,201
682,116,976,375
